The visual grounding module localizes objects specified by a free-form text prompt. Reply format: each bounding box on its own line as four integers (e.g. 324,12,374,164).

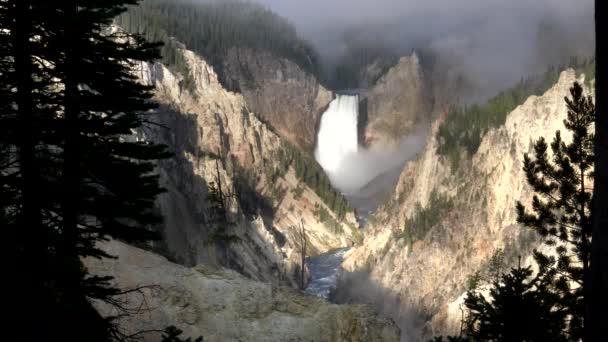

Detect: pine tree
516,82,595,340
50,1,169,339
463,265,568,341
2,0,169,340
1,0,64,338
591,1,608,339
161,326,203,342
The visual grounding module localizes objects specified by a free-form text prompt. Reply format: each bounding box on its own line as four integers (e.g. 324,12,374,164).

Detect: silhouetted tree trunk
591,1,607,341
59,1,85,324
14,0,38,231
61,4,78,233
12,1,47,339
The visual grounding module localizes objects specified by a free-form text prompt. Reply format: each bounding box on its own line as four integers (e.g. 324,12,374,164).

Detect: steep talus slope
88,240,400,342
361,53,432,147
136,44,358,287
339,70,592,339
222,47,333,151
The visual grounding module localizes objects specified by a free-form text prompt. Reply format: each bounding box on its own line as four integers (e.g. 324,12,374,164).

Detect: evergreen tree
1,0,65,338
52,1,169,339
439,82,596,342
2,0,170,340
516,82,595,340
463,265,568,341
591,1,608,340
161,326,203,342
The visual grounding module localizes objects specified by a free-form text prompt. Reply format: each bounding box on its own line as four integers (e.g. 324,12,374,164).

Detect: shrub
313,204,343,234
399,190,453,243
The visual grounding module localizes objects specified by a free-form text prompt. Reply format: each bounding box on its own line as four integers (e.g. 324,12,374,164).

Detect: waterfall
315,94,359,175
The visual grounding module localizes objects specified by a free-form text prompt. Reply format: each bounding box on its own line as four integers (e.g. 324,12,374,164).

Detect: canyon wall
361,53,432,147
136,43,358,287
221,47,333,151
338,69,593,339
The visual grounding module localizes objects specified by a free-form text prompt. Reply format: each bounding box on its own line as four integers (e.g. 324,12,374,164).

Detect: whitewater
315,93,427,217
315,94,360,175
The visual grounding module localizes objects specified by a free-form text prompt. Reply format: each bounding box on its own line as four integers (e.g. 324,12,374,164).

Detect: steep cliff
117,1,330,152
338,70,593,339
361,53,432,147
88,240,400,342
136,42,358,288
222,47,333,151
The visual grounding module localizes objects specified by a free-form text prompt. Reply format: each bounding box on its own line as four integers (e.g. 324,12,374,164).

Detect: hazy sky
254,0,592,36
254,0,594,99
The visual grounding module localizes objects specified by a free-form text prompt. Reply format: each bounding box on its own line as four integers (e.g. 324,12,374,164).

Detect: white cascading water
315,94,359,175
315,92,426,213
309,93,427,299
308,95,360,299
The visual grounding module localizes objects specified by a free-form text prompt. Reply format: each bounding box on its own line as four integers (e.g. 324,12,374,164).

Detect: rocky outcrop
221,47,333,151
88,240,400,342
338,70,593,339
136,43,358,287
357,58,397,89
361,53,432,147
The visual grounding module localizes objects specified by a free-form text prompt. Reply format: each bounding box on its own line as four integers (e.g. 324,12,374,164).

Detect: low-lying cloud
255,0,594,100
326,131,427,195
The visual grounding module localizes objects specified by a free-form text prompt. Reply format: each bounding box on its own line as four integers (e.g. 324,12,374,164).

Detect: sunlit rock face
136,41,359,288
339,69,593,340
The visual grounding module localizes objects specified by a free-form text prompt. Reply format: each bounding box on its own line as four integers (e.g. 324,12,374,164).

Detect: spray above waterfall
315,94,427,197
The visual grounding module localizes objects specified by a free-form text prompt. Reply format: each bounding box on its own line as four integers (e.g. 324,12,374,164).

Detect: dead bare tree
207,157,237,226
215,158,228,223
298,219,308,289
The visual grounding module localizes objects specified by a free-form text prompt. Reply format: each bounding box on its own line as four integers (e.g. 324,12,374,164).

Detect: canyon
337,69,594,340
90,35,405,341
95,22,594,342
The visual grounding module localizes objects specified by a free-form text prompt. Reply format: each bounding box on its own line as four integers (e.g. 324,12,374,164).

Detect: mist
254,0,594,100
327,132,427,195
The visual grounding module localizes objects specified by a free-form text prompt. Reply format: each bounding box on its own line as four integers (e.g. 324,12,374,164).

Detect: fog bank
256,0,594,100
327,132,427,195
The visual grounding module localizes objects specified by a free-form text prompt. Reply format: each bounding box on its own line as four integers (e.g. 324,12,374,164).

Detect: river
305,247,350,299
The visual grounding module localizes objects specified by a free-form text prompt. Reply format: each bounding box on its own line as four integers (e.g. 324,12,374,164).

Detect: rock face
361,53,431,147
135,43,358,288
88,240,400,342
338,70,593,339
221,47,333,151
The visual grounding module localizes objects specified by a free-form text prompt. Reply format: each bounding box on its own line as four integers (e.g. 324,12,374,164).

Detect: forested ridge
437,57,596,171
116,0,353,221
116,0,323,89
279,143,352,220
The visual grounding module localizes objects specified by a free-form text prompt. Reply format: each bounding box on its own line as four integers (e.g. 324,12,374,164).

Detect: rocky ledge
89,240,400,342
